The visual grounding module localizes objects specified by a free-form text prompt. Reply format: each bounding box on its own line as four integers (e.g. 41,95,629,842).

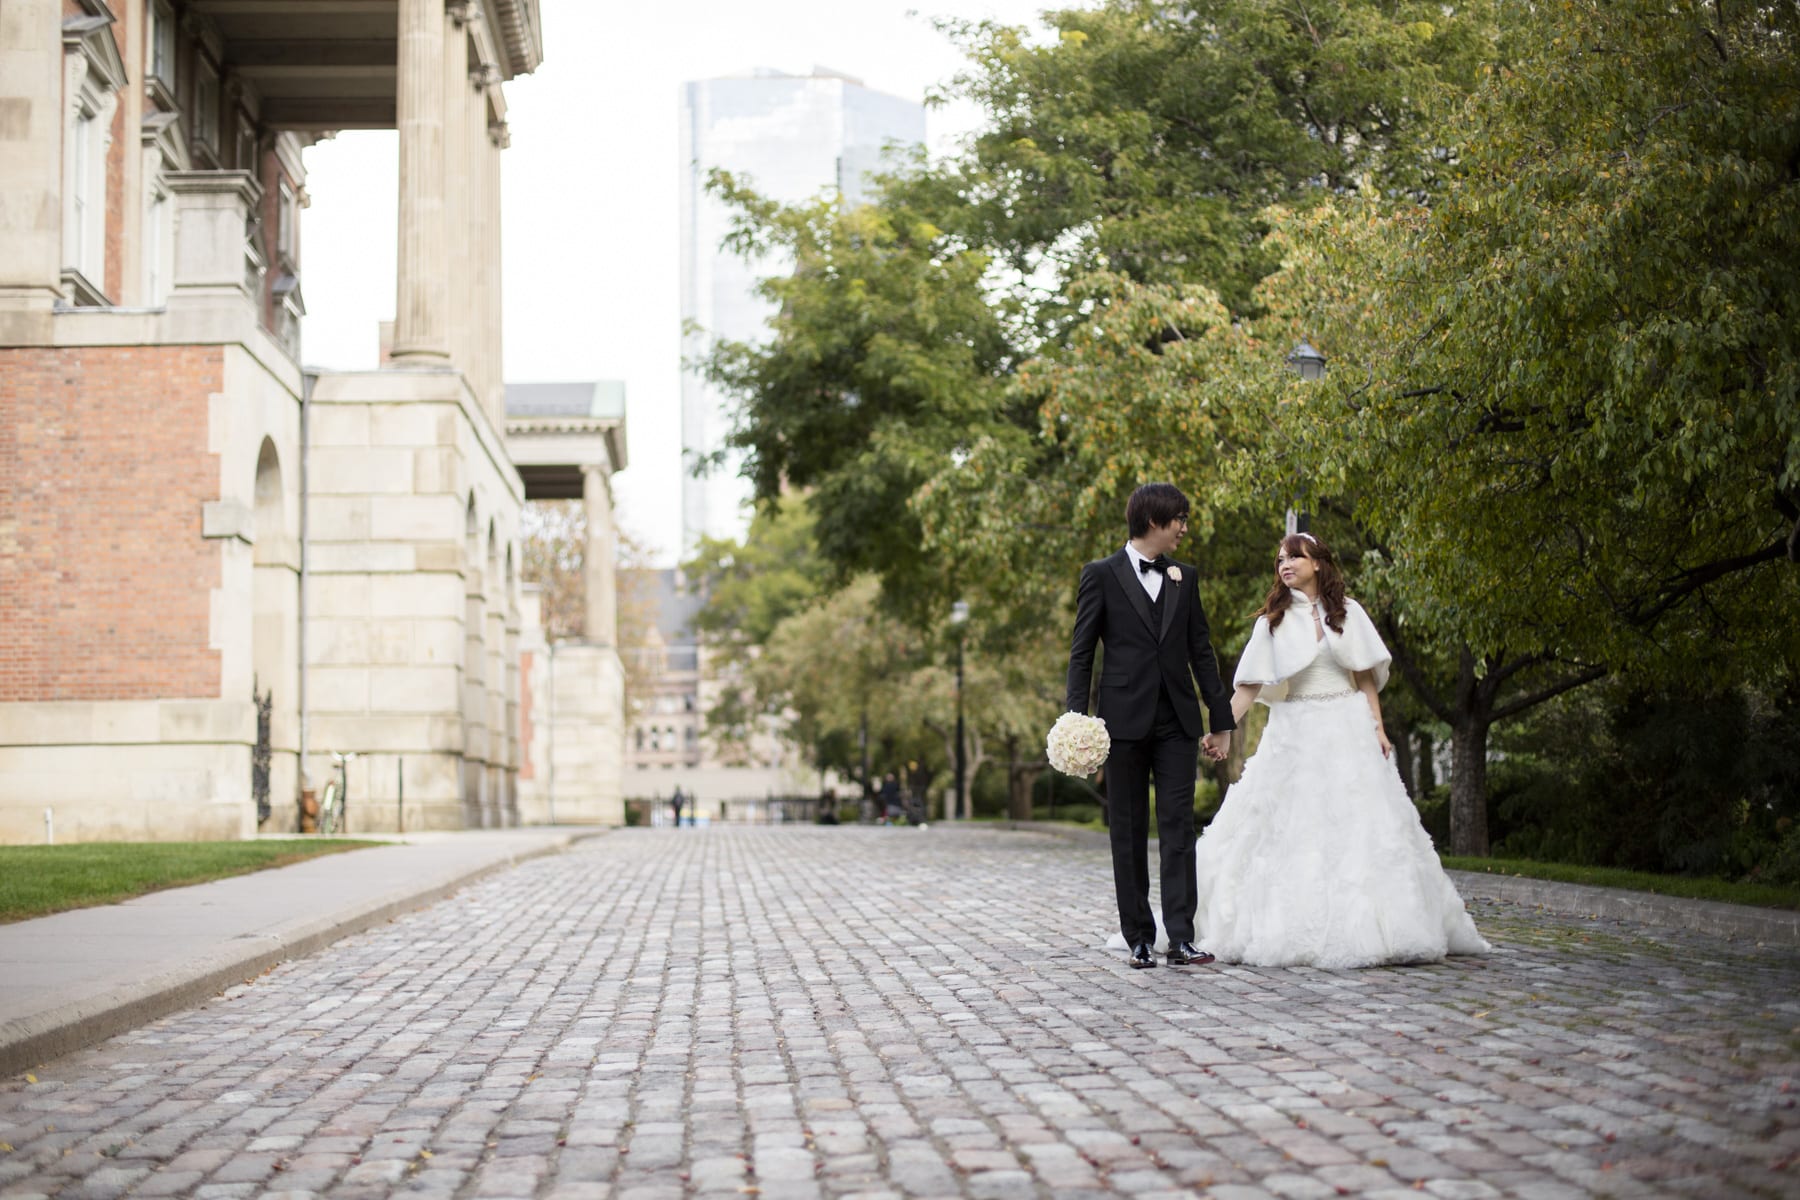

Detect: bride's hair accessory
1257,532,1348,634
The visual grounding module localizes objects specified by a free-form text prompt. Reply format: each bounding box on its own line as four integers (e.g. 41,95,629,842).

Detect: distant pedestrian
670,786,685,829
878,773,902,823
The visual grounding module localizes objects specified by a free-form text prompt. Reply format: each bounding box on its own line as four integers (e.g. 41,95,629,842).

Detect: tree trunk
1012,766,1042,820
1005,736,1034,820
1448,717,1490,856
1417,729,1437,793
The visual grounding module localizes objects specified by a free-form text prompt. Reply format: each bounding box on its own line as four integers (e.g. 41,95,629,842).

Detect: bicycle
318,751,357,835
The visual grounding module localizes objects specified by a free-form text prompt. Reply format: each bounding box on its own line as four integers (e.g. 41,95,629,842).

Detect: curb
988,820,1800,950
0,831,604,1076
1440,869,1800,949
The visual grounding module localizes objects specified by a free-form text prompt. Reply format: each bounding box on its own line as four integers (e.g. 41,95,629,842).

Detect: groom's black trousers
1107,685,1199,947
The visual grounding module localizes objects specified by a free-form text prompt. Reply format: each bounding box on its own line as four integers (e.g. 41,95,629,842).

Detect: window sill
57,267,111,308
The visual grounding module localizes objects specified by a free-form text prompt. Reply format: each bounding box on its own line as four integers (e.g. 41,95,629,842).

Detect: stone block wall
303,367,522,834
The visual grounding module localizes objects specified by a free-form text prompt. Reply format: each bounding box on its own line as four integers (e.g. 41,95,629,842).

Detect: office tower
678,67,926,549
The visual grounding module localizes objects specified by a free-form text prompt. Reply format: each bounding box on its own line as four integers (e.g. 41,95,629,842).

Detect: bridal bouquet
1046,712,1110,776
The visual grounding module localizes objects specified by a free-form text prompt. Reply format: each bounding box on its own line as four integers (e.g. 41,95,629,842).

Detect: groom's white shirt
1124,542,1165,601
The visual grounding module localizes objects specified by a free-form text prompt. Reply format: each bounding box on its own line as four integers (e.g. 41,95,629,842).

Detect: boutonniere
1166,566,1183,584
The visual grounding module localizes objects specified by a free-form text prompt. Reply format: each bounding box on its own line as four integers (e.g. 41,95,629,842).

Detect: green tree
704,0,1502,636
703,183,1014,624
683,498,829,660
1241,0,1800,850
920,0,1497,315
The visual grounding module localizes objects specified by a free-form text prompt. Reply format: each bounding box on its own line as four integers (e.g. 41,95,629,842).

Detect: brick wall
0,346,224,701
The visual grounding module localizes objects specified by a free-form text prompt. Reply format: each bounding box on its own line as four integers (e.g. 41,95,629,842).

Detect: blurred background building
677,67,925,550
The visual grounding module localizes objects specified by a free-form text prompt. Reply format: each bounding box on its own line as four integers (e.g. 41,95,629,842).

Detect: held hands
1201,731,1231,763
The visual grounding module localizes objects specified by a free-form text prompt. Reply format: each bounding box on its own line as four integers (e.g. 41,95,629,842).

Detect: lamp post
1285,341,1327,532
1285,340,1326,380
950,598,969,822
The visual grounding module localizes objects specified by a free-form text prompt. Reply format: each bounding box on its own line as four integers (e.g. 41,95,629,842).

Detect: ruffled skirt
1194,693,1489,967
1109,693,1490,968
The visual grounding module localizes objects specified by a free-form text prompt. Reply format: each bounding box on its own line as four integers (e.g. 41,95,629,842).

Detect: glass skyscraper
679,68,926,549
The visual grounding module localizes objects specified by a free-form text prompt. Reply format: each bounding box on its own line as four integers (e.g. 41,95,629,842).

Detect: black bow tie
1139,556,1170,575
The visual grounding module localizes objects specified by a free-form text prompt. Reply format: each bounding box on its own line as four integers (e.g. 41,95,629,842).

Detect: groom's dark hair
1126,483,1190,538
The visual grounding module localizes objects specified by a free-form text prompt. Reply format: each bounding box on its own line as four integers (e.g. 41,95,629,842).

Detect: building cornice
489,0,543,80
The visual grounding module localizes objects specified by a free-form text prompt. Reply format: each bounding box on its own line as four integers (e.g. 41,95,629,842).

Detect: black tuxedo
1066,548,1236,948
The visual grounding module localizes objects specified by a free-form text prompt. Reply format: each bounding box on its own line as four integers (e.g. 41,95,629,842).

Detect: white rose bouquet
1046,711,1110,776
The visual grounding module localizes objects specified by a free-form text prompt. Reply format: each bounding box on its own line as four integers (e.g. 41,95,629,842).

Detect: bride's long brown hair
1257,533,1347,633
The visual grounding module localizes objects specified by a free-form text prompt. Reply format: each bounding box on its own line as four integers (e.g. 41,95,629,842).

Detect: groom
1066,483,1236,969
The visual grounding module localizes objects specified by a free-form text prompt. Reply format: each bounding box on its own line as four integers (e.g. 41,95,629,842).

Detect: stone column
482,120,507,425
463,557,488,825
504,594,521,824
118,0,144,305
468,91,494,420
440,15,469,375
583,465,617,647
392,0,448,361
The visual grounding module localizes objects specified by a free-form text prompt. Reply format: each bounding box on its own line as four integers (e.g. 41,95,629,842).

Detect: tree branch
1379,612,1454,724
1626,539,1789,627
1488,651,1550,689
1490,664,1607,723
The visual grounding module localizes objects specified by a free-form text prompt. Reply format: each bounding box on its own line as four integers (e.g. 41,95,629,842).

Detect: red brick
0,345,224,701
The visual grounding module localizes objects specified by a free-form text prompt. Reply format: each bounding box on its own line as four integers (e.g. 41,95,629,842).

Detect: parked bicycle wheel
319,780,342,835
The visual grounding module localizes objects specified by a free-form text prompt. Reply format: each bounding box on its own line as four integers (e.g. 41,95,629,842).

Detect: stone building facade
0,0,571,842
507,382,629,828
619,568,823,823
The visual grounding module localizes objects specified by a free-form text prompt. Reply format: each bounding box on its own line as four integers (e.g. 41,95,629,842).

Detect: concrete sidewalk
0,827,606,1076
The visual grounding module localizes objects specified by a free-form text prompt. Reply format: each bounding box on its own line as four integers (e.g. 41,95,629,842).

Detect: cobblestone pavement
2,827,1797,1200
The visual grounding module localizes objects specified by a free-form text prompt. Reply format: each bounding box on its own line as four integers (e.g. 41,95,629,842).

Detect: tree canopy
687,0,1800,858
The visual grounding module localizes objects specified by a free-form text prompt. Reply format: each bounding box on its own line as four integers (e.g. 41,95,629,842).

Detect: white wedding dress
1110,593,1490,968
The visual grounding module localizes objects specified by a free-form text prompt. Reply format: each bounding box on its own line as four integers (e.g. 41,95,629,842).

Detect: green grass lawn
1439,855,1800,911
0,840,385,923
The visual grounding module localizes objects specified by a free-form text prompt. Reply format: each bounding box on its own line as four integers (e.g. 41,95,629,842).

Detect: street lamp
950,598,970,822
1285,340,1327,381
1285,341,1326,533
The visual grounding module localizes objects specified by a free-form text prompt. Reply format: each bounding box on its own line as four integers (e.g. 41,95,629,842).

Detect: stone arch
250,438,296,830
482,517,502,825
464,491,480,566
501,537,520,826
462,491,486,827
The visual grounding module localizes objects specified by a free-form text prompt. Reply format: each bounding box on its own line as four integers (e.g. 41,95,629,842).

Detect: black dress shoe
1129,942,1158,969
1166,942,1215,967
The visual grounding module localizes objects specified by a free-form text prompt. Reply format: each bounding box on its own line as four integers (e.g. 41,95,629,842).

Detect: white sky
299,0,1052,566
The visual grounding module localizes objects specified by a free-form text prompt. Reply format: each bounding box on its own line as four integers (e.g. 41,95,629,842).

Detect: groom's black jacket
1066,549,1236,741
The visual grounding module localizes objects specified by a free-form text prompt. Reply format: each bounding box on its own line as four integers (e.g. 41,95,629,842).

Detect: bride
1188,532,1489,968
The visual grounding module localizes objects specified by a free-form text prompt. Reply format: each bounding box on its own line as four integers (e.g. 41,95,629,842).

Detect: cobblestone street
2,827,1797,1199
